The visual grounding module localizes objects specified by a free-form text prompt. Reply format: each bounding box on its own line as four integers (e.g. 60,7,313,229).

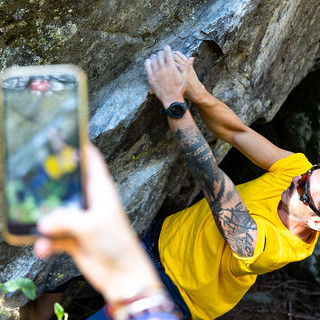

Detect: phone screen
2,73,83,235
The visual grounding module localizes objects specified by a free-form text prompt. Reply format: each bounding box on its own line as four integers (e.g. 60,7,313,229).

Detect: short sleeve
268,153,312,174
230,216,317,276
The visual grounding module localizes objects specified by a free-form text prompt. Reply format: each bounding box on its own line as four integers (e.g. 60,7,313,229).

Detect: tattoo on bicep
211,200,257,257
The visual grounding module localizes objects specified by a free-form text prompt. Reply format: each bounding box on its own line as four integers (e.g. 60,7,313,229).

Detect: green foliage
0,278,68,320
2,278,36,300
0,278,35,319
0,283,8,294
54,302,68,320
0,308,13,317
5,181,41,224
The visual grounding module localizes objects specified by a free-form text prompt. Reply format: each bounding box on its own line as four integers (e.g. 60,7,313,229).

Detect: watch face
171,104,183,116
167,102,186,118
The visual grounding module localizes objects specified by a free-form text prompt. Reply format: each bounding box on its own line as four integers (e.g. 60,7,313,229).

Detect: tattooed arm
145,45,257,257
169,113,257,257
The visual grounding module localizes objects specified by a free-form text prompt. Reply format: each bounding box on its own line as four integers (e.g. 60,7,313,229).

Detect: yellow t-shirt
158,153,318,319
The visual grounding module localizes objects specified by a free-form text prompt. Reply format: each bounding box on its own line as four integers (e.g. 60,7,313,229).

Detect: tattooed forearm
175,127,221,187
174,125,257,257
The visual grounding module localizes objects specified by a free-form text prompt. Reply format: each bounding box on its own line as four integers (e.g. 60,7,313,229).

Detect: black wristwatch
162,102,187,119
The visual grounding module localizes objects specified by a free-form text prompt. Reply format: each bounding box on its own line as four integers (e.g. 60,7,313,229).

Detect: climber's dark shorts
142,219,191,320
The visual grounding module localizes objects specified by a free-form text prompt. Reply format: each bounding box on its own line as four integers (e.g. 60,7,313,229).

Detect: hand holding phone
0,65,88,245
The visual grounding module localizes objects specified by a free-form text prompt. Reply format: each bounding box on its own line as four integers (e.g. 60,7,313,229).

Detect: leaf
0,282,8,294
54,302,65,320
4,278,36,300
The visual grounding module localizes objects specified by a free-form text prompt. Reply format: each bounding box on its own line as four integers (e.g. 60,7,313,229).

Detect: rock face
0,0,320,313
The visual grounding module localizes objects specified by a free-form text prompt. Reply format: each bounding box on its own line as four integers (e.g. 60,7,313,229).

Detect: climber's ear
308,216,320,231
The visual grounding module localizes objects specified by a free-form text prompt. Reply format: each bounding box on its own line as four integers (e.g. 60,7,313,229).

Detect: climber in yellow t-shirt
143,46,320,319
43,127,80,180
44,145,79,180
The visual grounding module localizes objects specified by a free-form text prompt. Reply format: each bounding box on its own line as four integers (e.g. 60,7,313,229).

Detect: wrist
190,89,213,106
161,97,185,110
162,102,187,119
105,285,181,320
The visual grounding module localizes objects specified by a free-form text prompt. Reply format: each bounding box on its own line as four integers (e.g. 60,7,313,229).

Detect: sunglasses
297,164,320,215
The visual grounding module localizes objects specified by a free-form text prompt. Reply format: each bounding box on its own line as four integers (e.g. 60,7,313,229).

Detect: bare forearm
190,89,293,170
191,89,246,143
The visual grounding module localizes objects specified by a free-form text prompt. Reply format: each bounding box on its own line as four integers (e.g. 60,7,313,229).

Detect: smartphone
0,64,88,245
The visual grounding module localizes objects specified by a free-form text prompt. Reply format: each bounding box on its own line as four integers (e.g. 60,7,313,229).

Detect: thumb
187,57,195,65
84,145,123,214
186,57,195,69
182,57,195,78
